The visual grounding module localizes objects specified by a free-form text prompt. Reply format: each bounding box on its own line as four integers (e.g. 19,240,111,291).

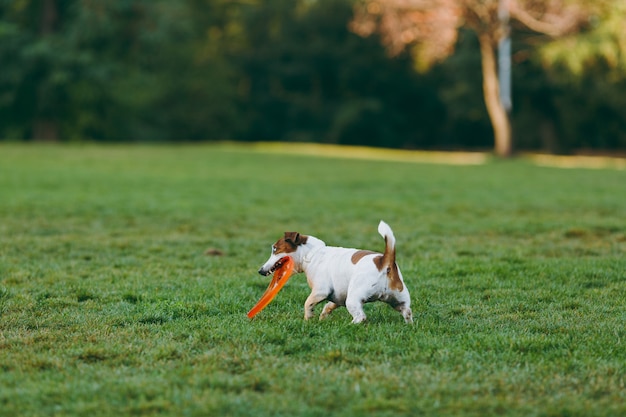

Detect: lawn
0,143,625,417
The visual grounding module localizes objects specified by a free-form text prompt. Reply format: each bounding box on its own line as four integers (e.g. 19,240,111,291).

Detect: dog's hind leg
394,303,413,324
319,302,338,320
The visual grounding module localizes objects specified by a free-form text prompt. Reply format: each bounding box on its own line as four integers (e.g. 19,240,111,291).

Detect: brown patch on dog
274,232,308,254
373,237,404,292
386,262,403,291
285,232,307,246
351,250,379,264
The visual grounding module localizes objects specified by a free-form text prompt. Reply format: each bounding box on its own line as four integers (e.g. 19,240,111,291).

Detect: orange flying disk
247,256,295,318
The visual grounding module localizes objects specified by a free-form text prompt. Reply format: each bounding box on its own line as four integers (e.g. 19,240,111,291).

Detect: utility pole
498,0,512,112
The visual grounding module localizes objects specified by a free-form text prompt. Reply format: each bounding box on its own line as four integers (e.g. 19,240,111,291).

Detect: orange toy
247,256,295,318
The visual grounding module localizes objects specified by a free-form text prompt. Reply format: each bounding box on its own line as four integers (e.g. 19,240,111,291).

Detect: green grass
1,143,625,417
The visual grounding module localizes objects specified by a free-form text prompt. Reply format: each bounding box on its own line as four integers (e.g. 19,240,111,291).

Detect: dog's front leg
303,292,328,320
346,297,367,324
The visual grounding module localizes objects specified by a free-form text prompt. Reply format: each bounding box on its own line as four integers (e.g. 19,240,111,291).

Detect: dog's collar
302,246,323,264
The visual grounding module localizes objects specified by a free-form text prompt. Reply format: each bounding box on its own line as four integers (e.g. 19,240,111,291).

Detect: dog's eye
272,246,277,254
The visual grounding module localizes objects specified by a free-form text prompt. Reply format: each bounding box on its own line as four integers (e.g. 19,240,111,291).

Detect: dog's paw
350,315,367,324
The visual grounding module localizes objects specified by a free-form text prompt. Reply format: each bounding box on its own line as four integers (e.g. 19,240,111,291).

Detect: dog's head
258,232,308,276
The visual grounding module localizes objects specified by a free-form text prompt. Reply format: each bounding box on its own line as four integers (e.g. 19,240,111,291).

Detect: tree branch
510,0,586,37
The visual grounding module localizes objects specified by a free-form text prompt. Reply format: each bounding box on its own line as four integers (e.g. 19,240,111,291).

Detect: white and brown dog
258,221,412,324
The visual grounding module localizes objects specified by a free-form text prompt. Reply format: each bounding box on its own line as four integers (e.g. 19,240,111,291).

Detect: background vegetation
1,143,625,416
1,0,625,153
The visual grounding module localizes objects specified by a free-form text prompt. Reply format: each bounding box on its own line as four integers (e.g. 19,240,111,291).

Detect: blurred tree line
0,0,625,153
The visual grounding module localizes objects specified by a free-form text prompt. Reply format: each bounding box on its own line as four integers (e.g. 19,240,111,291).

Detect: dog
258,220,412,324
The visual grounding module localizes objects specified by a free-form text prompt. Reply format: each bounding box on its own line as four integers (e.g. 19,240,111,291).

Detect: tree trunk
40,0,58,35
478,34,512,157
33,120,59,142
33,0,59,142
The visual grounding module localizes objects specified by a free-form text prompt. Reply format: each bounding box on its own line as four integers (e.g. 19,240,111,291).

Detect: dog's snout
258,267,268,276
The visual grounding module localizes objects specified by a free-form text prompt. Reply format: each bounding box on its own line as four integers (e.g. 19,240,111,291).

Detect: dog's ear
284,232,306,246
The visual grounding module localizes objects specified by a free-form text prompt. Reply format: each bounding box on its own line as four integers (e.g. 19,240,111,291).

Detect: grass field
1,143,625,417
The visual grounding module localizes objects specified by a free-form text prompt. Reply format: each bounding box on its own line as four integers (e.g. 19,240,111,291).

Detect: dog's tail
378,220,404,291
377,220,396,268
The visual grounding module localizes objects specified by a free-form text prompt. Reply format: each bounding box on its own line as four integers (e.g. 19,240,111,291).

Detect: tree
533,0,626,151
0,0,70,141
0,0,240,141
351,0,588,157
229,0,445,147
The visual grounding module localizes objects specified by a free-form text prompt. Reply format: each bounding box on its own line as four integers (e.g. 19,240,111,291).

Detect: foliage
231,0,444,147
539,0,626,76
0,0,625,152
531,0,626,151
0,0,238,141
